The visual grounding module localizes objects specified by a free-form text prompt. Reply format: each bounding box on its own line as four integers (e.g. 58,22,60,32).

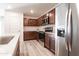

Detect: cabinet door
24,18,38,26
28,19,38,26
24,18,29,26
24,32,38,41
49,9,55,24
50,37,55,53
45,34,50,49
24,32,30,41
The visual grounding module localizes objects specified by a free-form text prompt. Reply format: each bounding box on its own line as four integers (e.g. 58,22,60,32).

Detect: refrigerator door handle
65,4,72,53
68,7,72,52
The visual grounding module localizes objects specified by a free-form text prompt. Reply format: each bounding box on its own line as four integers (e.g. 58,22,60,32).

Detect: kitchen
20,3,79,56
23,6,55,55
0,3,57,56
0,3,79,56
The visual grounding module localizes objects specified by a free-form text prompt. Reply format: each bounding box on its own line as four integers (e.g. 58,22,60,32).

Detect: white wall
2,11,23,55
0,9,5,35
0,16,5,35
4,11,23,34
24,26,39,31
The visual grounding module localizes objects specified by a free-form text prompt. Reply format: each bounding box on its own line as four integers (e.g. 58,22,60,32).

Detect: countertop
0,32,20,56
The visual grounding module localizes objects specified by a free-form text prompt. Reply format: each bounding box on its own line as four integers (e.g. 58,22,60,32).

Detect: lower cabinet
44,33,55,54
50,37,55,53
44,34,50,49
24,31,39,41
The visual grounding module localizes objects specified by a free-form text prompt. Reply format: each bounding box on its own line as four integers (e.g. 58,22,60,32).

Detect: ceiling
0,3,57,19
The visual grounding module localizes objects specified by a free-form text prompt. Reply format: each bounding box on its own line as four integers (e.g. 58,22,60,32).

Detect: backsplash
24,25,55,33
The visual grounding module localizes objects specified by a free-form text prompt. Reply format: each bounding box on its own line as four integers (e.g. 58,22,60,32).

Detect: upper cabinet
28,19,38,26
49,9,55,24
23,9,55,26
24,18,38,26
37,9,55,26
24,18,29,26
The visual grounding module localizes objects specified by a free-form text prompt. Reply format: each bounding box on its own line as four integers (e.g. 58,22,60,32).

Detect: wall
3,11,23,34
1,11,23,55
0,16,5,35
0,9,5,35
24,26,39,31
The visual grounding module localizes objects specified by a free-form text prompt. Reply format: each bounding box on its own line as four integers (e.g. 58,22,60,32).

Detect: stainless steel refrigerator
55,3,79,56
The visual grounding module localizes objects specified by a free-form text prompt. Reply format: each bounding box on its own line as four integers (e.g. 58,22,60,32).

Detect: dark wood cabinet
45,34,50,49
24,31,39,41
49,9,55,24
44,33,55,54
28,19,38,26
38,17,43,26
24,18,38,26
37,9,55,26
50,37,55,53
23,9,55,26
23,18,38,41
24,18,29,26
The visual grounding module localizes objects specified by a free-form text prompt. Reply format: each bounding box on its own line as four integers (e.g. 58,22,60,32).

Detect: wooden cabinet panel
28,19,38,26
49,9,55,24
45,34,50,49
50,37,55,53
24,18,29,26
24,18,38,26
37,9,55,26
24,32,30,40
44,33,55,54
24,32,38,41
38,17,43,26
